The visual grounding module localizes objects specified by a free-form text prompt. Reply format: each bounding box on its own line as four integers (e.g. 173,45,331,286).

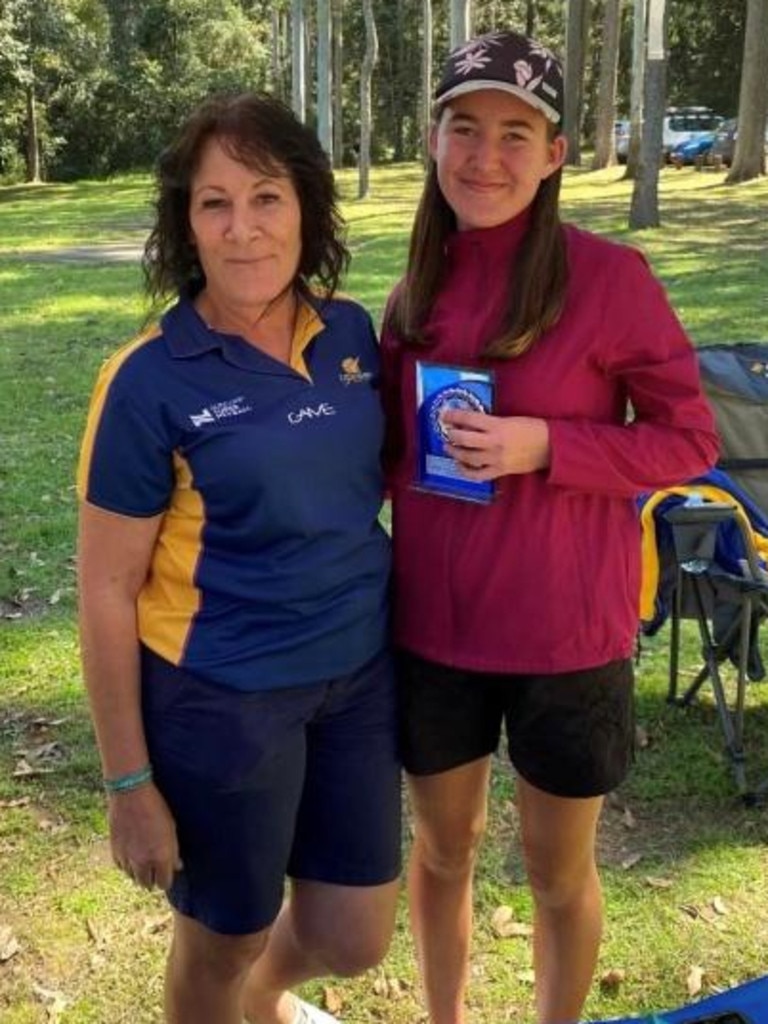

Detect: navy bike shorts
395,649,635,798
141,646,402,935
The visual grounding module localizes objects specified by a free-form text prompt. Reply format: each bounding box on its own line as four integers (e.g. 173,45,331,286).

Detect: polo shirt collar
161,295,326,375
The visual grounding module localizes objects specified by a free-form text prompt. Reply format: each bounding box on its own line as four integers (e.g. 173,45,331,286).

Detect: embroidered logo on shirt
189,396,252,428
288,402,337,425
339,356,373,386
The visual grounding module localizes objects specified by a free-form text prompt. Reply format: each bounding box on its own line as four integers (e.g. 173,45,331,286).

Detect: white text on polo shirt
189,396,252,428
288,402,337,425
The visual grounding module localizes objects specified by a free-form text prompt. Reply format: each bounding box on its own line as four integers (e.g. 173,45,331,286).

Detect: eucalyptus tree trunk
272,8,280,96
316,0,333,159
450,0,472,48
421,0,433,166
563,0,590,166
25,84,41,182
726,0,768,183
332,0,344,165
358,0,378,198
625,0,647,179
629,0,667,229
291,0,306,121
592,0,622,169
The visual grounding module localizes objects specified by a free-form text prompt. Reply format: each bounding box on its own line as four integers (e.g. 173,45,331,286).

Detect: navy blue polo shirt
77,294,390,691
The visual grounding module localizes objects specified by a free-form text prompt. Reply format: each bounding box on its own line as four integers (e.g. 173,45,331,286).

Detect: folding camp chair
639,342,768,803
698,342,768,512
663,493,768,802
587,971,768,1023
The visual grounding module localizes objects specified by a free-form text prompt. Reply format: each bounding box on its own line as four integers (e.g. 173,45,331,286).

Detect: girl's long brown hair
386,119,568,360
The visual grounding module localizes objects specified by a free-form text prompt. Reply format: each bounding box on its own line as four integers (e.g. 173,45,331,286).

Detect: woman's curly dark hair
143,92,349,308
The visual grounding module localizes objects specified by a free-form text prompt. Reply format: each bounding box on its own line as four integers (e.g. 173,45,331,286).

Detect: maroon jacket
381,215,719,674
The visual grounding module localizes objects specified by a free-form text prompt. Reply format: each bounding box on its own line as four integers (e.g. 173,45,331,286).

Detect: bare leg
407,757,492,1024
165,911,269,1024
516,777,604,1024
242,878,399,1024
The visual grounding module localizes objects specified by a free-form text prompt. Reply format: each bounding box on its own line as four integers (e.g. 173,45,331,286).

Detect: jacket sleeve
547,247,720,497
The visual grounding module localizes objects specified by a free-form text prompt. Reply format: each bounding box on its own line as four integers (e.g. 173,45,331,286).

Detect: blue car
670,132,715,165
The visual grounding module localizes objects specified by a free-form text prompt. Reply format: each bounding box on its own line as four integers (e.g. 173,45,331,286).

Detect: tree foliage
0,0,761,184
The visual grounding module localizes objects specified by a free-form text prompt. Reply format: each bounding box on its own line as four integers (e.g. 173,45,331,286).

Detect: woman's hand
108,783,182,891
441,409,551,481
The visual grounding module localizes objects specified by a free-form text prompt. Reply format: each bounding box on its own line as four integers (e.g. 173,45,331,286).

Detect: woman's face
188,137,302,314
430,89,566,231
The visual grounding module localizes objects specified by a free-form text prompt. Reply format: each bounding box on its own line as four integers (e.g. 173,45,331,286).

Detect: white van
663,107,722,159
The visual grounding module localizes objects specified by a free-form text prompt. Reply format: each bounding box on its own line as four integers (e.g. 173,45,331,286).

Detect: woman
381,30,719,1024
77,93,400,1024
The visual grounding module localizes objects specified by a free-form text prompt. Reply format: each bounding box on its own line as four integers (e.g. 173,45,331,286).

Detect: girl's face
430,89,566,231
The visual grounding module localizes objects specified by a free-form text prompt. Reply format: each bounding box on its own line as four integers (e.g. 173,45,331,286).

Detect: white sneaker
291,997,341,1024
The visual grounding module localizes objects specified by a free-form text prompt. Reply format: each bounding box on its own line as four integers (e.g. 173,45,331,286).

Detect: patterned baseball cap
435,30,563,124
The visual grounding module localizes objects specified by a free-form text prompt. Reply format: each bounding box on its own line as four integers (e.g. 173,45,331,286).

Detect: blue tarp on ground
588,973,768,1023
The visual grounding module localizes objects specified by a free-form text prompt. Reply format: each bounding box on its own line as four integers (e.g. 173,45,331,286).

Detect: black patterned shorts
396,650,635,798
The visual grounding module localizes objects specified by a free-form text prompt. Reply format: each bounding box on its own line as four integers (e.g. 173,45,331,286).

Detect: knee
171,924,269,985
414,815,487,882
522,846,598,910
297,923,391,977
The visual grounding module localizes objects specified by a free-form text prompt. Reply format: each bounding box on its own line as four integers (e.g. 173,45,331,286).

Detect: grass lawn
1,163,768,1023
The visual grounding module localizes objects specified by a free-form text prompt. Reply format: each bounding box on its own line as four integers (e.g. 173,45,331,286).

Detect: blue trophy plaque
414,361,495,503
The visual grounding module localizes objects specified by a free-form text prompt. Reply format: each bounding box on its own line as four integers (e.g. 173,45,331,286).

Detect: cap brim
436,79,561,124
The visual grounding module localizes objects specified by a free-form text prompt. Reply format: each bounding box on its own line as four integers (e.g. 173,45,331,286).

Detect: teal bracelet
103,764,153,794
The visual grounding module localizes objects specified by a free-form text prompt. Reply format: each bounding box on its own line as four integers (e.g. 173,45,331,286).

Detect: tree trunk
625,0,647,179
629,0,667,229
272,8,280,96
25,84,41,182
393,0,405,161
332,0,344,165
726,0,768,184
421,0,433,166
592,0,622,169
316,0,333,160
358,0,378,198
450,0,472,48
563,0,590,166
526,0,538,37
291,0,306,121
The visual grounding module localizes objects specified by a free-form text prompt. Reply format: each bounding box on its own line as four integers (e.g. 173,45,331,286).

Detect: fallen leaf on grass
29,717,69,732
645,876,674,889
490,906,532,938
679,904,699,919
12,758,54,778
687,965,705,997
32,983,69,1023
323,986,344,1013
85,918,105,946
141,913,171,936
622,806,637,829
25,741,66,764
621,852,643,870
635,724,650,748
0,925,21,962
600,968,626,991
372,974,409,1000
0,796,31,809
712,896,728,916
36,815,68,835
